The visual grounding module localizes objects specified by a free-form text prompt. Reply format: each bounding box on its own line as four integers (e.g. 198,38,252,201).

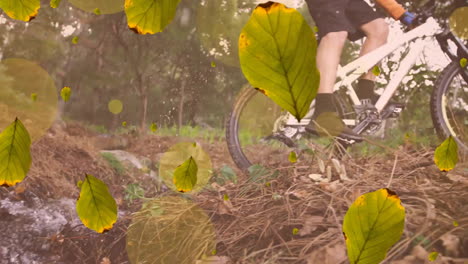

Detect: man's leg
316,31,349,94
307,31,362,140
356,18,389,100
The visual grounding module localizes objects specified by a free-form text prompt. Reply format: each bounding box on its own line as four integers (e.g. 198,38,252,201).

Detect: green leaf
434,136,458,172
173,156,198,193
460,57,467,68
50,0,61,8
0,118,32,187
125,0,182,35
372,65,381,76
150,122,158,133
76,174,118,233
60,87,72,102
71,36,79,44
0,0,40,21
31,93,37,102
238,2,319,121
292,228,299,235
288,151,297,163
93,8,101,15
343,188,405,264
428,251,438,261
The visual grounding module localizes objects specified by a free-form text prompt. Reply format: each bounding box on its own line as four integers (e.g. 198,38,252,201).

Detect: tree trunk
140,89,148,133
177,79,187,135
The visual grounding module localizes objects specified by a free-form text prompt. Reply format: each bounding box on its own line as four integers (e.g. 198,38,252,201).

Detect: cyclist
305,0,416,141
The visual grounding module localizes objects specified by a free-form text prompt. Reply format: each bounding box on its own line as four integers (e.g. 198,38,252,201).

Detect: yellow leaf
434,136,458,172
428,251,438,261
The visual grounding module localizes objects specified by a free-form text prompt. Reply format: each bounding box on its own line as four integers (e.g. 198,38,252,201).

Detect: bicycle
226,0,468,172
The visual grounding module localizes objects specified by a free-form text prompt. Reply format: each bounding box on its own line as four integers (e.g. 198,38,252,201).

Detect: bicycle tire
225,86,258,172
430,62,468,152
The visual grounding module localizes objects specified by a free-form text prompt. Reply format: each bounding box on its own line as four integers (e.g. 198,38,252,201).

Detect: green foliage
124,183,145,204
343,188,405,264
100,152,125,175
60,87,71,102
0,0,40,21
125,0,181,34
239,2,319,121
76,174,118,233
0,118,32,187
434,136,458,172
173,156,198,193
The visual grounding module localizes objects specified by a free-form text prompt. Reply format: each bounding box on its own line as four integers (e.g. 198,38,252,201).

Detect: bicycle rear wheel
431,62,468,152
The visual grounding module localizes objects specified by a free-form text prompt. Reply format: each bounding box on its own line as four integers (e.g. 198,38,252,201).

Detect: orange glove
375,0,407,20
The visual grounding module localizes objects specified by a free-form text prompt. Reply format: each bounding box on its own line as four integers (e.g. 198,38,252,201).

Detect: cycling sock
313,93,336,119
356,79,375,100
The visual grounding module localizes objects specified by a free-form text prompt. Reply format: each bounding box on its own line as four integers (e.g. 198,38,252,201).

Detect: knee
365,21,389,40
321,31,348,44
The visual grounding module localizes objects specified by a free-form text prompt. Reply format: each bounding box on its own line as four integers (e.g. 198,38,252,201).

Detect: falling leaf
453,220,459,227
223,194,229,201
150,122,157,133
239,2,319,121
76,174,118,233
173,156,198,193
125,0,182,34
434,136,458,172
72,36,79,44
94,8,101,15
372,65,381,76
288,151,297,163
460,57,467,68
122,121,127,127
292,228,299,235
211,61,216,68
428,251,439,261
50,0,61,8
60,87,71,102
0,0,40,21
108,99,123,114
343,188,405,264
0,118,32,187
31,93,37,102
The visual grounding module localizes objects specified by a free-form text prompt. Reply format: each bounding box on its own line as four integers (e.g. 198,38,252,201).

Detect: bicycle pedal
385,103,405,118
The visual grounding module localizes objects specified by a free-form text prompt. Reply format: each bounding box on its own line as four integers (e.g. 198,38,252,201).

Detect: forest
0,0,467,263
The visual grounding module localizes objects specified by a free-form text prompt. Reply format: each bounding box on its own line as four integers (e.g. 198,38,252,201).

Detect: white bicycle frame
284,17,442,128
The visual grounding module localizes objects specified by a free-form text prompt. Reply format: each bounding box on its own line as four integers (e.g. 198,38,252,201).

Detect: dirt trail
1,123,467,264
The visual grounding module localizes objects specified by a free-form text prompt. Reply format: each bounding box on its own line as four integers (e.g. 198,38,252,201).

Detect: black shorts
305,0,384,41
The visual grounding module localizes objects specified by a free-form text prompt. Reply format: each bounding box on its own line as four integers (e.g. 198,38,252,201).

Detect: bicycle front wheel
431,62,468,152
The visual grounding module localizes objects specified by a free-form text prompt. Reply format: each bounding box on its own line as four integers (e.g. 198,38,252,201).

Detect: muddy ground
0,122,467,264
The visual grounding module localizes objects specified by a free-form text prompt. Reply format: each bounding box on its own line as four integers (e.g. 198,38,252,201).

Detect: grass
100,152,125,175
